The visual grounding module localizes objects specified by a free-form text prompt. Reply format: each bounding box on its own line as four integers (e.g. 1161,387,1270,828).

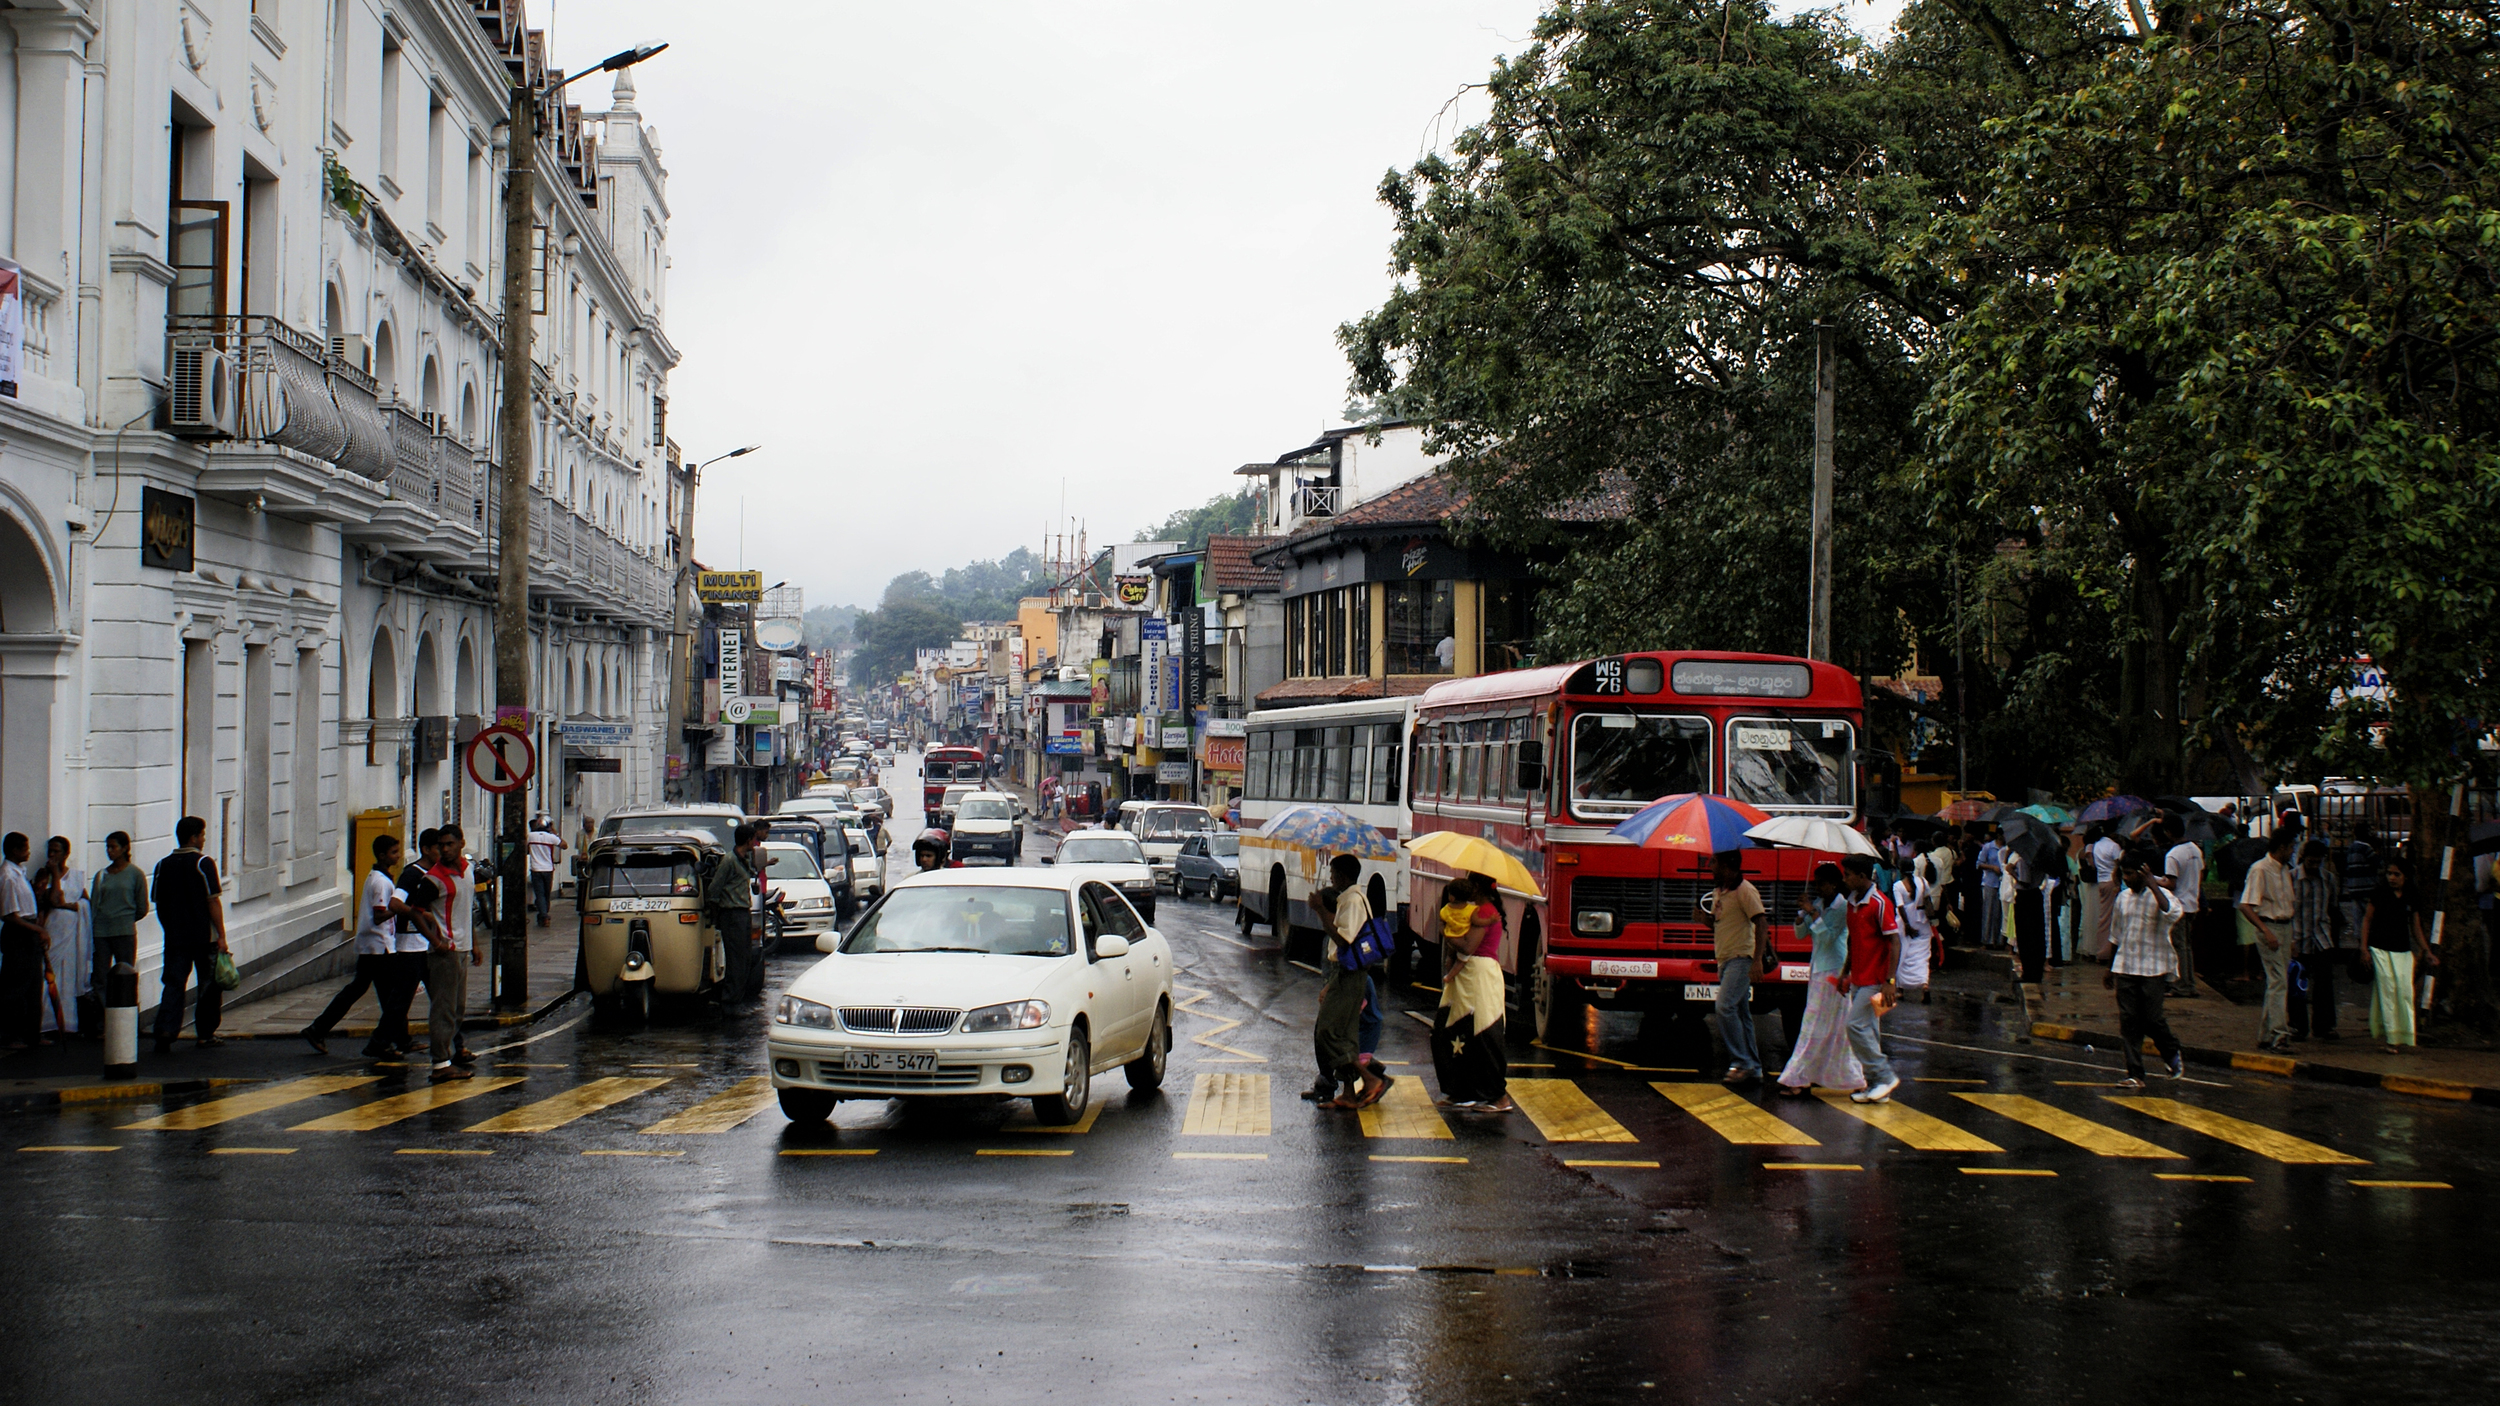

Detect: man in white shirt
526,816,564,928
308,833,423,1058
2088,826,2125,959
2104,853,2184,1088
2237,831,2300,1053
2159,819,2204,999
0,836,43,1050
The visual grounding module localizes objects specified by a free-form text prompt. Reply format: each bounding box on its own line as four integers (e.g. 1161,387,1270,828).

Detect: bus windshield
1725,717,1854,811
1569,713,1711,817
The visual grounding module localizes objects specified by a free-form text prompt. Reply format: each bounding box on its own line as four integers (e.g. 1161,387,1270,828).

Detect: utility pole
1953,554,1968,795
1806,321,1836,662
491,42,667,1011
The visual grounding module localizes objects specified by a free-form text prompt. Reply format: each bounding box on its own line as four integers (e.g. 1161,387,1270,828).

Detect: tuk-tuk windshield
841,887,1074,957
606,813,740,851
587,857,698,900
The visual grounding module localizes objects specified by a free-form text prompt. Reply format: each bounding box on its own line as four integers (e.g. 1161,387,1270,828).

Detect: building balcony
1289,481,1342,521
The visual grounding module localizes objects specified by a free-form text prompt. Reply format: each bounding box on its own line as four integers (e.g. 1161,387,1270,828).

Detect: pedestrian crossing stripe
1959,1167,2055,1176
2103,1097,2368,1165
207,1147,296,1155
1951,1093,2183,1159
1181,1073,1271,1137
1507,1080,1637,1143
640,1077,779,1135
119,1075,385,1131
463,1077,671,1133
1815,1091,2006,1152
1653,1083,1819,1146
292,1077,525,1131
1360,1074,1453,1140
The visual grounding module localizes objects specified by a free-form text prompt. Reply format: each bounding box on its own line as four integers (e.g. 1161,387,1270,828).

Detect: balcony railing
1291,482,1343,518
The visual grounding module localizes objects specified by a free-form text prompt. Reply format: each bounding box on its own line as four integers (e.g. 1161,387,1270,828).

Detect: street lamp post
664,445,760,802
493,41,667,1011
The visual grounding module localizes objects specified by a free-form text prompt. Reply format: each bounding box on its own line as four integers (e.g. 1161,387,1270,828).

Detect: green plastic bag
212,951,241,991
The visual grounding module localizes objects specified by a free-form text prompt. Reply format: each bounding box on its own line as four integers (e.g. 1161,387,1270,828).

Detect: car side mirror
1093,934,1130,958
814,934,840,953
1516,740,1546,794
1040,855,1054,865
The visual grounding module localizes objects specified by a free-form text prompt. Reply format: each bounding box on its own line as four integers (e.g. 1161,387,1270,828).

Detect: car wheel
1125,1003,1169,1091
1268,868,1291,941
1236,896,1252,933
1035,1028,1090,1125
777,1087,836,1123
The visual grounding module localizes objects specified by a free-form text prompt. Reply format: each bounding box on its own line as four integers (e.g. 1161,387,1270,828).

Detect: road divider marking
1533,1041,1693,1072
630,1064,701,1069
1959,1167,2055,1177
20,1145,119,1153
583,1149,684,1157
1913,1078,1988,1084
2103,1097,2369,1165
1763,1162,1861,1171
2349,1179,2451,1190
395,1148,492,1156
976,1148,1072,1157
779,1148,877,1156
119,1075,384,1131
640,1077,780,1135
208,1147,297,1155
1173,1152,1267,1161
1172,983,1266,1062
1563,1159,1659,1169
1370,1155,1467,1164
2156,1173,2253,1183
1951,1093,2184,1159
1815,1091,2005,1152
1360,1073,1453,1141
463,1077,672,1134
1005,1094,1105,1134
1653,1083,1819,1146
1508,1080,1638,1143
1181,1073,1272,1137
291,1077,524,1131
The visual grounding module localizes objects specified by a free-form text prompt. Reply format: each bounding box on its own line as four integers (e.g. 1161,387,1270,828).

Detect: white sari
40,866,91,1033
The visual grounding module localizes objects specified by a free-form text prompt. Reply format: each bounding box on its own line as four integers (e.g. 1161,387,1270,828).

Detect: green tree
1135,488,1261,554
847,599,966,688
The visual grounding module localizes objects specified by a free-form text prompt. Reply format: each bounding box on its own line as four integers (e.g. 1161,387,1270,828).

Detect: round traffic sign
465,725,537,794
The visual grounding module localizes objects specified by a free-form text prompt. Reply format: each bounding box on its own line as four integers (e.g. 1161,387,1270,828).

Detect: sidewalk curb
0,1076,261,1118
2024,1019,2500,1107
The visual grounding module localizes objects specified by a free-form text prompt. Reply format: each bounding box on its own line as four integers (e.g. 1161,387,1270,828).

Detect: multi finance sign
695,570,764,603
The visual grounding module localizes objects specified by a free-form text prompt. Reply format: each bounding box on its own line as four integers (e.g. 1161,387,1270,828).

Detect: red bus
1406,651,1864,1043
920,745,989,825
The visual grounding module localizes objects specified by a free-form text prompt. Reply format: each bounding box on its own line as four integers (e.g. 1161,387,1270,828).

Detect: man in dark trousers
706,822,764,1003
303,832,414,1057
150,816,230,1052
375,830,449,1057
0,833,46,1049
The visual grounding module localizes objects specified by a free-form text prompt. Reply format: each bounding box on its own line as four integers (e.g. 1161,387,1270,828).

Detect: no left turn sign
465,725,536,794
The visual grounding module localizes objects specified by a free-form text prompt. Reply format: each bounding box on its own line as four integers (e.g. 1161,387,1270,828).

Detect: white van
949,790,1025,865
1124,803,1218,890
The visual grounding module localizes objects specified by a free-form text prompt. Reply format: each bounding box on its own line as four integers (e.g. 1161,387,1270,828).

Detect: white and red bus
1407,651,1864,1042
920,745,989,826
1236,697,1419,945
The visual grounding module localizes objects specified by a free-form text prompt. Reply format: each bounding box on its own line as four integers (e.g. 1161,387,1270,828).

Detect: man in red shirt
1838,853,1901,1104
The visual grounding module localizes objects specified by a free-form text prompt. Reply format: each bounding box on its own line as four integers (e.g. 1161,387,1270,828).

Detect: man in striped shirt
2105,852,2186,1089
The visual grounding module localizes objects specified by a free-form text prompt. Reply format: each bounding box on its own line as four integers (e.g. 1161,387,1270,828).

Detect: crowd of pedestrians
300,826,486,1078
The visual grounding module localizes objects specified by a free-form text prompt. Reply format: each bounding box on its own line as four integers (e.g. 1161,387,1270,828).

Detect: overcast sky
558,2,1906,610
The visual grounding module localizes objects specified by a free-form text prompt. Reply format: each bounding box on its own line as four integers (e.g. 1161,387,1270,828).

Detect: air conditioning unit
1081,592,1105,609
168,342,239,437
329,333,369,371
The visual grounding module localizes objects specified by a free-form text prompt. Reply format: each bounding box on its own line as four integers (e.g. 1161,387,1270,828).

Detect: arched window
419,356,441,419
324,283,345,345
459,383,478,444
372,321,398,397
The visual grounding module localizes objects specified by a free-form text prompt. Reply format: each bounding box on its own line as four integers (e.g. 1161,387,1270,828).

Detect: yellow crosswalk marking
2350,1180,2450,1190
1564,1159,1658,1168
1960,1167,2055,1177
1508,1079,1637,1143
2103,1097,2368,1165
1181,1073,1272,1137
1952,1094,2183,1159
291,1077,524,1131
119,1076,383,1130
208,1147,295,1155
779,1148,877,1157
977,1148,1071,1157
397,1148,491,1156
640,1077,778,1135
1360,1073,1453,1140
1764,1162,1860,1171
1652,1083,1819,1146
2157,1173,2252,1183
21,1146,119,1153
463,1077,670,1133
1815,1092,2005,1152
1371,1154,1467,1164
1173,1152,1266,1160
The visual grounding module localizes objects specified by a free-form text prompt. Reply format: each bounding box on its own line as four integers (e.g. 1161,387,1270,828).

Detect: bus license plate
1685,984,1718,1002
1779,964,1812,982
1590,960,1657,978
843,1050,939,1073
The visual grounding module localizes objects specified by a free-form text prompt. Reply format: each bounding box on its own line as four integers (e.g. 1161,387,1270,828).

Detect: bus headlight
1574,910,1616,935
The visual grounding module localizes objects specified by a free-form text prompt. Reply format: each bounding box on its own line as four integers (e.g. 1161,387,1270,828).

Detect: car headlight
959,1000,1050,1033
1575,910,1616,935
1119,879,1153,892
776,996,834,1028
795,897,832,912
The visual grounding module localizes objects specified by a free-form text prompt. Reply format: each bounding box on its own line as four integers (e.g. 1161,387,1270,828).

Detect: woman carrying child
1432,872,1513,1112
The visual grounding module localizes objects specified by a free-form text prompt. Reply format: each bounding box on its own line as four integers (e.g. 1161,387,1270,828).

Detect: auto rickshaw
579,830,728,1022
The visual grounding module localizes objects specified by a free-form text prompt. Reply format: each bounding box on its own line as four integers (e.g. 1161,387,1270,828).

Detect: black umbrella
1997,812,2065,866
2152,795,2209,815
1979,802,2024,825
1886,812,1947,843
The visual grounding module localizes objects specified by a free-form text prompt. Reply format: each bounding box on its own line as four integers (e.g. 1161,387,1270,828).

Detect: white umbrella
1744,815,1880,857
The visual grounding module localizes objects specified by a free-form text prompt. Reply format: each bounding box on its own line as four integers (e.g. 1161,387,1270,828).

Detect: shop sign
1161,724,1190,749
695,570,764,602
1045,737,1082,755
142,487,195,571
560,721,634,747
1114,574,1151,607
1203,718,1246,739
718,628,744,700
1156,761,1192,783
1203,736,1245,772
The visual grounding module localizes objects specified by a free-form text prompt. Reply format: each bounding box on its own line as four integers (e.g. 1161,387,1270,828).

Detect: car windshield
762,844,822,880
943,787,977,804
605,813,740,851
840,887,1073,957
586,856,696,899
1208,835,1240,858
1058,834,1146,865
1569,713,1712,818
843,829,872,850
1725,717,1855,812
958,798,1013,821
853,789,886,806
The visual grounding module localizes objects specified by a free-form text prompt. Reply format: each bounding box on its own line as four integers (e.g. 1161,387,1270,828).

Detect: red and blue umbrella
1255,804,1399,861
1607,794,1772,857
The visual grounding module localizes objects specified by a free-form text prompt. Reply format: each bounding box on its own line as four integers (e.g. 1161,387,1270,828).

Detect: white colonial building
0,0,686,1001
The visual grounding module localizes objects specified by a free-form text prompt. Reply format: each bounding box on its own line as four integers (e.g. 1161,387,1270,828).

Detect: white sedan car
758,842,840,942
1048,828,1158,924
769,868,1174,1124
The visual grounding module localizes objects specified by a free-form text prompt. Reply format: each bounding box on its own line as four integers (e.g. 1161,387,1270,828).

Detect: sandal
1354,1074,1395,1108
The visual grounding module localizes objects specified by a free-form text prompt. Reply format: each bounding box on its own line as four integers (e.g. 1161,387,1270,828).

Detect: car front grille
837,1006,962,1035
815,1062,983,1089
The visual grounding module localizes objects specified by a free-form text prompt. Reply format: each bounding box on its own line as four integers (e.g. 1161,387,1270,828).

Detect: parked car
1048,828,1157,923
1173,831,1241,900
759,841,842,945
768,867,1173,1125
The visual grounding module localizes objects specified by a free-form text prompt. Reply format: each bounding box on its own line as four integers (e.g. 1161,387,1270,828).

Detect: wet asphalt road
4,773,2493,1404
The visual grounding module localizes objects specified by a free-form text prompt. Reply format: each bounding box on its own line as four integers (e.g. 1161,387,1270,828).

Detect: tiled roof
1261,467,1633,562
1205,534,1282,594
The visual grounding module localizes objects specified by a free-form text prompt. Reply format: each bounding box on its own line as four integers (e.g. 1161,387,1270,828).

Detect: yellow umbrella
1404,830,1543,900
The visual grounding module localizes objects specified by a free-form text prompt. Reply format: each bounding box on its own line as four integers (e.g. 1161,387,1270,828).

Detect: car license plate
1591,960,1657,978
1685,984,1719,1001
609,897,672,912
843,1050,939,1073
1778,964,1812,982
